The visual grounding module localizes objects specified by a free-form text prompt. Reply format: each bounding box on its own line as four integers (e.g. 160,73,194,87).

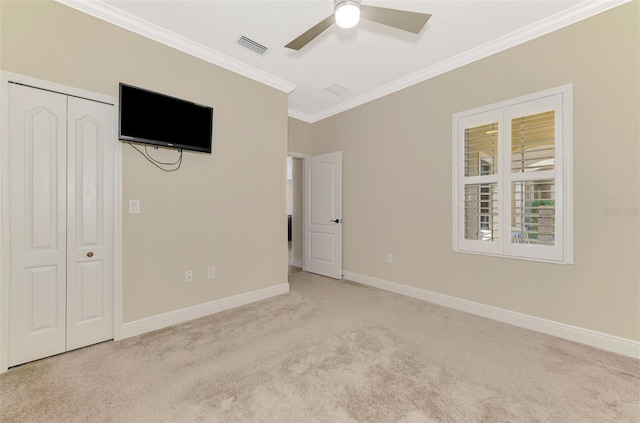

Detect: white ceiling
58,0,626,122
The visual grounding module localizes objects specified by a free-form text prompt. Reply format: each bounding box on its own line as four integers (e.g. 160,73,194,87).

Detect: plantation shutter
456,109,502,256
504,94,564,262
453,85,572,264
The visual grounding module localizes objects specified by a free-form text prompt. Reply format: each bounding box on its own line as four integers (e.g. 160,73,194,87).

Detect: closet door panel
8,84,67,366
66,96,115,351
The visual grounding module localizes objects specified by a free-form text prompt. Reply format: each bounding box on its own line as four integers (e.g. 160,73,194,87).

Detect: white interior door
303,151,342,279
66,97,114,351
8,84,68,366
7,84,115,367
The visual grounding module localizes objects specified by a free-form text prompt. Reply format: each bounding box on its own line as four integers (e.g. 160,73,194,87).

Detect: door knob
330,219,341,223
87,252,94,258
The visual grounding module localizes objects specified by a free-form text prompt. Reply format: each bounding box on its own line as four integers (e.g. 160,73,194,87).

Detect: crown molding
54,0,297,94
292,0,631,123
287,108,314,123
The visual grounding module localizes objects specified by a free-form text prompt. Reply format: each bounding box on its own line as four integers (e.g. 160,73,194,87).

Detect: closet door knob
87,252,94,258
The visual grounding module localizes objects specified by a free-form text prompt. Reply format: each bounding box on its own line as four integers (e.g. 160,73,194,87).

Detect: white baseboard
118,283,290,340
290,258,302,268
342,271,640,359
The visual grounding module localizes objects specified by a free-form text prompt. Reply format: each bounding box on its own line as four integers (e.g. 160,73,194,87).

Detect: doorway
288,153,307,271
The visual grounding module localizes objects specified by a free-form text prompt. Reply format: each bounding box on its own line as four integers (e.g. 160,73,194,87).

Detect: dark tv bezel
118,83,213,154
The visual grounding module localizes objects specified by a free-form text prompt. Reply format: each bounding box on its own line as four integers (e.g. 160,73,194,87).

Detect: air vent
237,35,268,55
325,83,351,96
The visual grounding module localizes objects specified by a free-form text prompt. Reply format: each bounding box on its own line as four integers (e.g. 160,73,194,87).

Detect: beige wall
1,1,288,322
310,3,640,341
288,117,313,155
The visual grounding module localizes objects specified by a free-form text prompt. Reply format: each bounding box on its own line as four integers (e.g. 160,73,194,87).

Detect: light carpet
1,270,638,422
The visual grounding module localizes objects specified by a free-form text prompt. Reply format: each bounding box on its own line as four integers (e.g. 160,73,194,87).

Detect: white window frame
452,85,573,264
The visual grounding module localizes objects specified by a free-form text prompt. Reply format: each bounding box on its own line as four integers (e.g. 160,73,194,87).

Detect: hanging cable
128,142,183,172
144,145,182,165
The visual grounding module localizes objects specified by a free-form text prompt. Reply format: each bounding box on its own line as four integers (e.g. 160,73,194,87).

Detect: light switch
129,200,140,214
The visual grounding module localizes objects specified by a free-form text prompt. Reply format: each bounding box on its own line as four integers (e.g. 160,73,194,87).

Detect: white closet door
8,84,68,366
66,97,115,350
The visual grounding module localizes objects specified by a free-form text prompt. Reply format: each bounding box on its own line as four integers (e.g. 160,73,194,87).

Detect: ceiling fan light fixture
335,0,361,29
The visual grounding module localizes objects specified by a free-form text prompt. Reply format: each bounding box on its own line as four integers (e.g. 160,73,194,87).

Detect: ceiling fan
285,0,431,51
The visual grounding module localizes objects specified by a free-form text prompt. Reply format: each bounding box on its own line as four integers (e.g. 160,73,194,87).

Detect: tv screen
118,83,213,154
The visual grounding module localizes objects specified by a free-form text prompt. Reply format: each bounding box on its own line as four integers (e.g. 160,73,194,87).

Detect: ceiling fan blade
360,5,431,34
285,14,335,50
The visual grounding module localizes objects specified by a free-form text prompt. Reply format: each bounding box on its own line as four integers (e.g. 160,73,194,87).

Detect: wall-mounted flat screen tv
118,83,213,154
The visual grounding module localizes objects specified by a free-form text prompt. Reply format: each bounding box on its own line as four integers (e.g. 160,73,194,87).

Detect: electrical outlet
185,270,193,283
386,254,393,264
207,266,216,279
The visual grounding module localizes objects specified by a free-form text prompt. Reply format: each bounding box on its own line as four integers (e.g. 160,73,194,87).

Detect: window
453,85,573,264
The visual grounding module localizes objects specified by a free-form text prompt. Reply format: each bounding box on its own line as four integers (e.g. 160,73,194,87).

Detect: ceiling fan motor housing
334,0,361,29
